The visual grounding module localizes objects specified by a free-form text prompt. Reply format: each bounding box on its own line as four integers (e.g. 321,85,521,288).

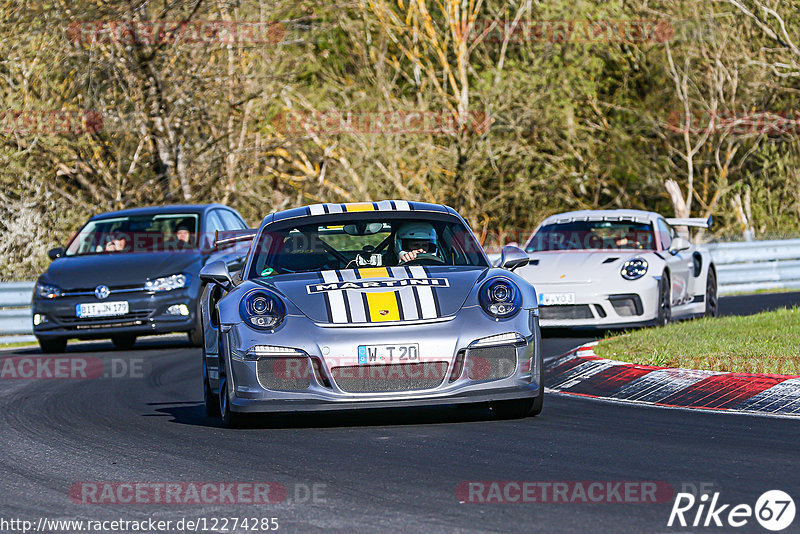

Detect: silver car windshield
249,216,487,277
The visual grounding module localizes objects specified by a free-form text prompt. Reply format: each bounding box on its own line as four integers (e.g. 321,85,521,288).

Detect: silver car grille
330,362,448,393
466,345,517,381
256,357,311,391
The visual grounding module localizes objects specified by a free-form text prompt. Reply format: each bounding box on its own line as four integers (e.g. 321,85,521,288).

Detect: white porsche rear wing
666,215,713,230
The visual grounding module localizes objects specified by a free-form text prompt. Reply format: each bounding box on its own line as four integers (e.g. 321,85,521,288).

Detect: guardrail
487,238,800,296
1,239,799,338
705,239,800,295
0,282,34,337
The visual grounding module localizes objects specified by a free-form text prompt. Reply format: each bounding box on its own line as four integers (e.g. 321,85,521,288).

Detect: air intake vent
602,257,619,264
539,305,594,320
331,363,448,392
467,345,517,381
256,357,311,391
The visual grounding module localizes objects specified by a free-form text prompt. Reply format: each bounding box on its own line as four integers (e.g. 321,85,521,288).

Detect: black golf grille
256,357,311,391
538,304,593,320
331,362,448,393
466,345,517,381
55,310,153,325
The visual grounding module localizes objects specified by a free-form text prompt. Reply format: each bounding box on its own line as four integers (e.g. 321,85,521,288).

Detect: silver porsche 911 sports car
514,209,718,329
199,201,542,427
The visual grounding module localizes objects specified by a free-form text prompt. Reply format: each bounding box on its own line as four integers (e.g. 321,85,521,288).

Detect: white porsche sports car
513,209,718,328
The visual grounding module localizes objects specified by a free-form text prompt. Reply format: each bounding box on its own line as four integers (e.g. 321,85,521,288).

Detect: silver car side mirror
200,260,233,289
499,245,529,271
669,236,692,255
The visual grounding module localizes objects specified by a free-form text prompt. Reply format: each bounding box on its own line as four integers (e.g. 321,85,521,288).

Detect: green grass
594,307,800,375
0,341,37,349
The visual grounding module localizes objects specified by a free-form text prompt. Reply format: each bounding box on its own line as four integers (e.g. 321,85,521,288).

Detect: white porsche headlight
620,258,648,280
145,273,189,292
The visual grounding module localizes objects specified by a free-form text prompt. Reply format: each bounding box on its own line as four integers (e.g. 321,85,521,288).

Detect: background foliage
2,0,800,279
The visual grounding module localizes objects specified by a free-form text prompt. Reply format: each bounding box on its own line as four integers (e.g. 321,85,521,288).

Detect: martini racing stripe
390,266,420,321
316,266,442,323
340,270,367,322
321,270,348,323
304,200,421,216
365,291,401,322
408,266,439,319
343,202,377,212
356,267,390,279
358,267,401,322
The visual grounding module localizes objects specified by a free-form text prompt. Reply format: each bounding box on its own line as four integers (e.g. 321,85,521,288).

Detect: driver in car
395,222,439,264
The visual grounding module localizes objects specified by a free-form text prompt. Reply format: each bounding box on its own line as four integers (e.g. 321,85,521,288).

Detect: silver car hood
255,266,487,324
516,250,652,284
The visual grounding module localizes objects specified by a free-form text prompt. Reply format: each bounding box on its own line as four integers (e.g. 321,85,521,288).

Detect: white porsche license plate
358,343,419,364
76,301,129,318
538,292,576,306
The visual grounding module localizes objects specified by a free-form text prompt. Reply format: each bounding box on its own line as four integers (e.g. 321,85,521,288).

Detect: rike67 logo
668,490,795,531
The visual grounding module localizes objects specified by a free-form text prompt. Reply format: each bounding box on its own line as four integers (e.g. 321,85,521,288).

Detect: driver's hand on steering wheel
399,249,425,264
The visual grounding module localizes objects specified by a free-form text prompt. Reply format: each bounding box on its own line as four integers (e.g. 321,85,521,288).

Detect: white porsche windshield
526,220,656,252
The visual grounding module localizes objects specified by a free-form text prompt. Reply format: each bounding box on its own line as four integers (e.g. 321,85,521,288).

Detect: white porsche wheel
704,269,719,318
656,275,671,327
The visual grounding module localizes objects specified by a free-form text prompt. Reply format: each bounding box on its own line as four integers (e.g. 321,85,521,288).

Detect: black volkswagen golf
32,204,250,353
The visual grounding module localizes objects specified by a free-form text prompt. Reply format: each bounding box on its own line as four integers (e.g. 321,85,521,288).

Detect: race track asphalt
1,292,799,533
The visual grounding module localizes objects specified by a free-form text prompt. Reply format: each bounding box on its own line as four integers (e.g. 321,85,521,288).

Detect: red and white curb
544,342,800,416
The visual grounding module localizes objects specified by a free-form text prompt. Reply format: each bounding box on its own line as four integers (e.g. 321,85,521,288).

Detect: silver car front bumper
214,306,541,413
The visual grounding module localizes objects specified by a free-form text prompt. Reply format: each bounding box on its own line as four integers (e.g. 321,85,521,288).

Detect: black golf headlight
239,290,286,330
36,282,62,299
621,258,648,280
479,278,522,318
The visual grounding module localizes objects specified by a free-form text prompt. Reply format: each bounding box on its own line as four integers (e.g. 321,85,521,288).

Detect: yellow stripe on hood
357,267,390,279
366,291,401,322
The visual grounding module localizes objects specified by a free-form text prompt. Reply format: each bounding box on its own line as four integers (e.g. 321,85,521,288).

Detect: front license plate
358,343,419,364
76,301,129,318
538,292,576,306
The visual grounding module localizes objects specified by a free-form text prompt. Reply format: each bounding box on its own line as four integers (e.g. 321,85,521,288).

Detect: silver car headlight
145,273,189,292
36,282,62,299
620,258,648,280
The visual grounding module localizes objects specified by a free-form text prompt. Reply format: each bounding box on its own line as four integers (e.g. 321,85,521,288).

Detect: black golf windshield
248,215,487,277
65,213,200,256
525,220,656,252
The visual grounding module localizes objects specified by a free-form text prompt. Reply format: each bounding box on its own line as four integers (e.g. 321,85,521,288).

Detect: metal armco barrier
1,238,799,337
705,239,800,295
0,282,34,336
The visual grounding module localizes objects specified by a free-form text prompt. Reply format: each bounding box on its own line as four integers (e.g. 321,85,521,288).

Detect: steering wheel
404,253,446,265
